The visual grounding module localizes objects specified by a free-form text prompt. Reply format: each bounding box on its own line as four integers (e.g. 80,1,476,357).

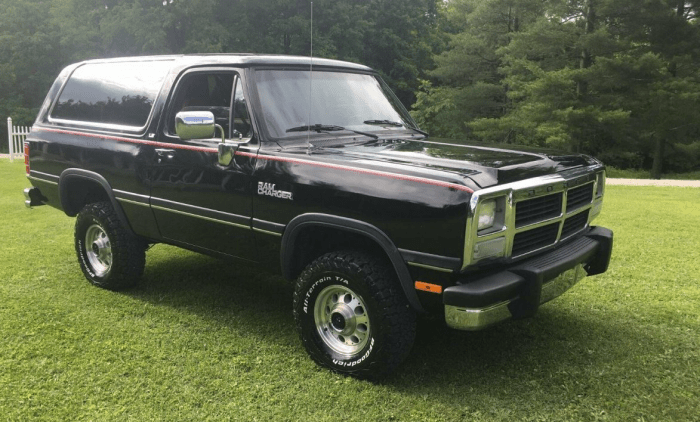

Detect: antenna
307,1,313,149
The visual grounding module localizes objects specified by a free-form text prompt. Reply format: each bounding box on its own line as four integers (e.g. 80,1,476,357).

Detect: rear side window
51,61,172,128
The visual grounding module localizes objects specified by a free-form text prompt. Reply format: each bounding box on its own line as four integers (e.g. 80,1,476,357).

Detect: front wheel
293,251,416,380
74,202,146,290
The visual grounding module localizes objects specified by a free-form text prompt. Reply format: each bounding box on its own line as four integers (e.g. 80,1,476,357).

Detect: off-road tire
293,251,416,380
74,201,146,290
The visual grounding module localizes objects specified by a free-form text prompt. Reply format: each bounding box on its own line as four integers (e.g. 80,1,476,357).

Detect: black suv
23,55,613,379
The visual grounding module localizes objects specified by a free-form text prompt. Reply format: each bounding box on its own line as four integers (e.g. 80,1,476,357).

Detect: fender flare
281,213,424,312
58,168,136,236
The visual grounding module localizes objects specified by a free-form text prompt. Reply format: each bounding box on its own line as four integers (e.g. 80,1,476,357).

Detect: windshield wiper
286,124,378,140
363,119,429,137
408,126,429,136
363,119,404,127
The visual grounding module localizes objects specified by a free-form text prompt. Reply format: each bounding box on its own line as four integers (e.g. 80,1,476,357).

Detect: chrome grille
512,222,559,256
566,183,594,212
464,168,607,270
561,210,589,239
515,193,562,228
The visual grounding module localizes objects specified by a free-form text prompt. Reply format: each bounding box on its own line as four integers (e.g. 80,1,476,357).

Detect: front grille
512,222,559,256
515,193,562,227
566,183,594,212
465,170,603,269
561,211,589,239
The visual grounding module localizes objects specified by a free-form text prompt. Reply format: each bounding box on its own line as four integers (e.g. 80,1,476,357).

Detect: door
148,69,259,261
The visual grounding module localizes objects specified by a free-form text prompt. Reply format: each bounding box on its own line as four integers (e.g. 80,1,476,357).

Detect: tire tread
293,250,416,380
74,201,145,290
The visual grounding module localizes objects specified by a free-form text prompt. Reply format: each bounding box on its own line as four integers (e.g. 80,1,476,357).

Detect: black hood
312,137,599,189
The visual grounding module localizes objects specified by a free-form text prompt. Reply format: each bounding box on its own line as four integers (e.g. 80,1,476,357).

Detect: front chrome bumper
444,226,613,331
445,265,586,330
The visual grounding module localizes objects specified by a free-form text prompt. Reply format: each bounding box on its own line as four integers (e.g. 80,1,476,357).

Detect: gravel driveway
607,178,700,187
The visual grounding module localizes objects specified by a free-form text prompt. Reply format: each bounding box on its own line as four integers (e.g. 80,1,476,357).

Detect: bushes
666,141,700,173
597,141,699,176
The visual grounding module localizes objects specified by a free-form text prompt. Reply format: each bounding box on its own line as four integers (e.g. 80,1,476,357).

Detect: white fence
6,117,30,162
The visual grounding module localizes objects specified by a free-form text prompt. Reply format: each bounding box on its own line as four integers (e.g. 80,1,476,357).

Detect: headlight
477,199,497,231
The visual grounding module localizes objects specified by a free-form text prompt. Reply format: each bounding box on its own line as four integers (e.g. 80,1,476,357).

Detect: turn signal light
415,281,442,294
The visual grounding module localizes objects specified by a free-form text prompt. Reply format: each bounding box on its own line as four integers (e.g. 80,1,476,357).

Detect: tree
0,0,442,149
214,0,443,106
471,0,631,152
411,0,543,138
0,0,63,149
422,0,700,175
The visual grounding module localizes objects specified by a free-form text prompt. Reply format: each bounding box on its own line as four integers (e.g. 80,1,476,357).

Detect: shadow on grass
124,249,296,344
387,302,661,407
126,248,658,403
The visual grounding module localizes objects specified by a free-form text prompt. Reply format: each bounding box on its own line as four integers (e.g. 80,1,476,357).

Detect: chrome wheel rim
85,224,112,277
314,284,371,358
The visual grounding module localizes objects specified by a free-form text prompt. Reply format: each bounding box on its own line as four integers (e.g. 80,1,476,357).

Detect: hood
310,137,598,189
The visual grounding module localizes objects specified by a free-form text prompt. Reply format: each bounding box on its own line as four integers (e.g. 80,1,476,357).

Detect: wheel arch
58,169,135,236
281,213,424,312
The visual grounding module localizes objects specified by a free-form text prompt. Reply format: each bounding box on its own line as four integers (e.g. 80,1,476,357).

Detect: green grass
1,158,699,421
607,166,700,180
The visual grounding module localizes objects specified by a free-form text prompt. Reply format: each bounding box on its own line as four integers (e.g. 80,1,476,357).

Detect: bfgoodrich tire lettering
293,251,416,379
74,202,146,290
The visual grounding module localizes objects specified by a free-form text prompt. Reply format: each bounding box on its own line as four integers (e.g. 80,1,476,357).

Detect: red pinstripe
39,127,218,153
236,151,473,193
37,127,474,193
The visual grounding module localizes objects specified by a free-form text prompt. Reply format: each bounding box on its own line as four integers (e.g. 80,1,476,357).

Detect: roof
77,54,373,72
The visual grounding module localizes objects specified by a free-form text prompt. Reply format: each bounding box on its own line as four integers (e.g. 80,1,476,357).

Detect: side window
169,73,234,138
232,77,253,139
51,61,171,127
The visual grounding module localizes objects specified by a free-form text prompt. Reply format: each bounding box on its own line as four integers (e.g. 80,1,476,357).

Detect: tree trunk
284,33,291,54
507,5,520,33
651,138,665,179
676,0,685,18
577,0,595,98
658,2,685,174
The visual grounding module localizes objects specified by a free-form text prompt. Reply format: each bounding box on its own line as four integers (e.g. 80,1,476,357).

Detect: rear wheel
74,202,145,290
293,251,416,379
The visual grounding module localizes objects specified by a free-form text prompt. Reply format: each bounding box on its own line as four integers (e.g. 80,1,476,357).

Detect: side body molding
58,168,136,236
281,213,425,312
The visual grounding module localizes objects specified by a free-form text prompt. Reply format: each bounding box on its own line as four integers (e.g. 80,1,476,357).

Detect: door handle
155,148,176,164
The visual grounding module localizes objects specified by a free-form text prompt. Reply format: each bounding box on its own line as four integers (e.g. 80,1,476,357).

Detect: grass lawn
1,159,699,421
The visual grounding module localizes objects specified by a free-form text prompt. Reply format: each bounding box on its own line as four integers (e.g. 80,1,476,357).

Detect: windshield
254,70,417,140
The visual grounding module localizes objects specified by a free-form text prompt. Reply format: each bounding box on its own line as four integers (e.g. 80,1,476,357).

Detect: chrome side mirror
175,111,234,166
175,111,216,140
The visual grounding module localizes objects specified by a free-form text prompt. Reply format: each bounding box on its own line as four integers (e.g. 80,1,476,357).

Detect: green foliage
412,79,504,138
0,0,443,140
412,0,544,138
416,0,700,174
606,166,700,180
0,0,63,147
2,0,700,172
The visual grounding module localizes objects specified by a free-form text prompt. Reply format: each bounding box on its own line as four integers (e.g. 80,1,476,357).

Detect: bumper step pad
444,226,613,330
